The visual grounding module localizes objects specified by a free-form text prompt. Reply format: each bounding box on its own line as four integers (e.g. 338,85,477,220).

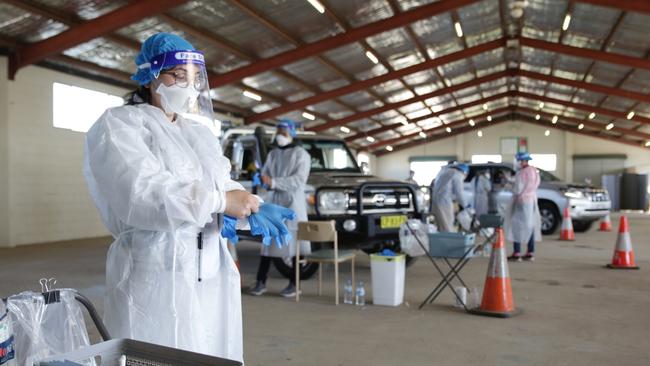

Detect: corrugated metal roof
0,0,647,152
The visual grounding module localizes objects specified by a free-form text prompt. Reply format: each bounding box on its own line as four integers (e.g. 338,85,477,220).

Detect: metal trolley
4,289,241,366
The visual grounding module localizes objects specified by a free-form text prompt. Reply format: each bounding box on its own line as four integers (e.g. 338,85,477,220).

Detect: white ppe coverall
473,174,491,216
505,165,542,244
260,145,311,257
431,168,468,232
83,104,243,362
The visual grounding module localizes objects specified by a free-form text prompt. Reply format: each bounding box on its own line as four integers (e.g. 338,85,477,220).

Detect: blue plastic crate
427,232,476,258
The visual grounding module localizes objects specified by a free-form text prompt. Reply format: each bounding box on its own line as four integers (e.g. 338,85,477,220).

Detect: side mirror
231,140,244,180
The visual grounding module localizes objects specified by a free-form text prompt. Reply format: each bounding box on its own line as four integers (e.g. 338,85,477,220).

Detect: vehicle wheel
539,201,560,235
272,243,322,280
573,220,594,233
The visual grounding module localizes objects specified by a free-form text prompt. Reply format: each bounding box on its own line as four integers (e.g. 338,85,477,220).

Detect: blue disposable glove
248,203,296,247
252,172,269,190
220,215,239,244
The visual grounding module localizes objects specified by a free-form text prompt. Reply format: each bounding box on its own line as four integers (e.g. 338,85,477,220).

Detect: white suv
464,163,611,234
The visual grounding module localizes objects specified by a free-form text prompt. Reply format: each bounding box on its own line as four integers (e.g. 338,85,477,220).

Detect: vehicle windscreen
539,169,561,182
299,139,360,173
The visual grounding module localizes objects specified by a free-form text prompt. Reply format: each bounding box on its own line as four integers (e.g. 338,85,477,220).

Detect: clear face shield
148,50,217,133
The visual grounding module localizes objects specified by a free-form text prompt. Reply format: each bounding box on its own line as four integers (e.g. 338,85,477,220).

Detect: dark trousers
514,234,535,254
256,256,296,285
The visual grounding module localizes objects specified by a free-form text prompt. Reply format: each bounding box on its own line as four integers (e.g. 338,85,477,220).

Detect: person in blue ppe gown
250,120,311,298
431,163,469,232
83,33,256,363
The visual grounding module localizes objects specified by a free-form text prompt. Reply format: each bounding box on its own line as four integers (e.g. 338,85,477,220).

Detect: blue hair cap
131,32,196,86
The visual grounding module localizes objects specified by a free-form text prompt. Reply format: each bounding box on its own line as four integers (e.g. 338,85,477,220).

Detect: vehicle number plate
380,215,407,229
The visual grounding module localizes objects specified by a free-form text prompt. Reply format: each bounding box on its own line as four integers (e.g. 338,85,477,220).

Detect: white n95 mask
275,134,292,147
156,83,200,115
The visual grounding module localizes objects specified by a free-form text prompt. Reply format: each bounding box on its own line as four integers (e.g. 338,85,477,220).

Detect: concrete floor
1,212,649,365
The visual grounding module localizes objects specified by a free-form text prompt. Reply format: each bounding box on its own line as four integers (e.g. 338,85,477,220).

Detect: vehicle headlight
564,189,585,199
318,191,348,214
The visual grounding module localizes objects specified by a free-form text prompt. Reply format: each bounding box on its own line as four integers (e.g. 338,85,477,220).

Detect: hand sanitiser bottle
0,301,16,366
344,279,354,304
355,281,366,306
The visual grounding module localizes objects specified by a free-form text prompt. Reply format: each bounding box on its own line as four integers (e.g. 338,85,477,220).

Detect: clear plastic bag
6,290,93,366
399,220,437,257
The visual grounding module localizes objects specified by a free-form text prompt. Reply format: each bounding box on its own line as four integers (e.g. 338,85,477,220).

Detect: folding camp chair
408,213,503,311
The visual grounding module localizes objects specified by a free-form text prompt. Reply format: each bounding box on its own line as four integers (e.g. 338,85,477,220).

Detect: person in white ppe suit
473,169,491,216
250,120,311,298
430,163,469,232
83,33,257,363
505,152,542,262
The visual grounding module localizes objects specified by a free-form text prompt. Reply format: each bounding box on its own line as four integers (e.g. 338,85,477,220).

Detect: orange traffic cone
599,214,612,232
469,228,519,318
559,207,575,241
606,216,639,270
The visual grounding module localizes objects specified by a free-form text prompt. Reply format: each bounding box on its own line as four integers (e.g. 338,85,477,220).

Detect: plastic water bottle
355,281,366,306
343,279,354,304
0,301,17,366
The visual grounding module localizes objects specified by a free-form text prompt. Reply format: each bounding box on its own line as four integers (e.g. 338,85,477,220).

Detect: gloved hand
221,215,239,244
252,172,269,190
248,203,296,247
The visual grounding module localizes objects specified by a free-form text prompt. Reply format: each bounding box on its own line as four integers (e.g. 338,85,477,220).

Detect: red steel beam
373,114,512,156
516,91,650,125
375,111,648,156
208,0,481,87
346,107,504,142
577,0,650,13
9,0,188,78
309,71,511,132
520,114,650,150
367,106,512,150
517,69,650,104
245,38,506,123
518,107,650,140
520,37,650,70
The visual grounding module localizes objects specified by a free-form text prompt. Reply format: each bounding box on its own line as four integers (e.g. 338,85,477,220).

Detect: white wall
375,119,649,185
0,57,128,247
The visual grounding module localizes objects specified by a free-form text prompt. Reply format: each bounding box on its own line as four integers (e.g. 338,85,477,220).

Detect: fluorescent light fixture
606,123,614,130
562,13,572,31
302,112,315,120
365,51,379,64
306,0,325,14
386,145,394,151
366,136,375,143
552,115,558,124
468,119,475,126
340,126,350,133
487,115,492,122
477,130,483,137
588,112,595,119
545,129,550,136
242,90,262,101
578,123,584,130
482,103,488,110
419,131,427,138
446,127,452,133
454,21,463,37
627,111,635,120
535,114,541,120
645,141,650,147
539,102,544,109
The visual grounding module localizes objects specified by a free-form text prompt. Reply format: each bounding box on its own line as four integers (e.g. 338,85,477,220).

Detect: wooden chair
295,221,356,305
